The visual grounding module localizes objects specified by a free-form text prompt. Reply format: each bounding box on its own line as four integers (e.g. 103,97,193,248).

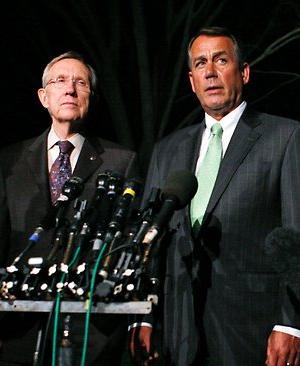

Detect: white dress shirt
47,126,85,172
195,100,246,172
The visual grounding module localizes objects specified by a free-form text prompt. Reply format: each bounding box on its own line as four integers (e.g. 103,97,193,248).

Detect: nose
204,62,217,78
65,79,77,94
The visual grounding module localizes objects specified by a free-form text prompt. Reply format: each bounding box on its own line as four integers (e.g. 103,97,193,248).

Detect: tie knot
211,123,223,137
57,140,74,155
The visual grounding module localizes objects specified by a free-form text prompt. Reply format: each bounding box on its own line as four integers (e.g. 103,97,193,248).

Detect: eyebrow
192,51,230,68
193,50,229,62
49,73,88,79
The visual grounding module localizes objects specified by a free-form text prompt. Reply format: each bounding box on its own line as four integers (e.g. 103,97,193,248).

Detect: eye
56,77,66,84
75,79,88,87
194,59,206,68
217,58,227,65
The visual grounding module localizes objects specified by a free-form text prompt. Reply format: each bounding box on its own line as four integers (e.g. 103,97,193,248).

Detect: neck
206,100,244,121
52,121,76,140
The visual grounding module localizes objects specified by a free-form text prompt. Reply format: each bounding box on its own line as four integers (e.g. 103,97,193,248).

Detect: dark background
0,2,299,364
0,0,300,176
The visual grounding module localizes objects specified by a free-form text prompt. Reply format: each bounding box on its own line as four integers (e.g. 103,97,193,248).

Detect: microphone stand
58,314,73,366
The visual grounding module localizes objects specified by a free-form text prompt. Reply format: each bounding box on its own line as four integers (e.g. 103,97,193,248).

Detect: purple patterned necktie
49,140,74,204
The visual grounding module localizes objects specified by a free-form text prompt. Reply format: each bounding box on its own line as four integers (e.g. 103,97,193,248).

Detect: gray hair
187,26,245,70
41,51,97,95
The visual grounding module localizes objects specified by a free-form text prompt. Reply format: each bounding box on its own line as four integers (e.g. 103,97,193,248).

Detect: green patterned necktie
190,123,223,231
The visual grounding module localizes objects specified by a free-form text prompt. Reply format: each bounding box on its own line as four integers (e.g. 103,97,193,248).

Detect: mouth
205,86,223,93
61,102,78,107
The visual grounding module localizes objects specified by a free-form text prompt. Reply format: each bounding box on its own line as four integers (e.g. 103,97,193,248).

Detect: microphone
65,172,124,298
95,178,143,298
74,171,124,251
7,177,84,299
264,227,300,273
7,176,84,270
142,170,198,263
124,170,198,302
110,188,161,300
53,176,85,228
86,170,111,206
29,176,84,242
90,172,124,248
61,199,87,266
104,177,143,243
79,171,120,232
129,187,161,247
56,172,113,271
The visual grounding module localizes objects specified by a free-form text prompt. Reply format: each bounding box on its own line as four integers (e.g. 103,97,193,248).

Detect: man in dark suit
129,27,300,365
0,51,139,365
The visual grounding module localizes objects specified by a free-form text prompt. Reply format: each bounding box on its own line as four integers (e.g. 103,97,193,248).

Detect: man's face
38,58,91,124
188,35,250,120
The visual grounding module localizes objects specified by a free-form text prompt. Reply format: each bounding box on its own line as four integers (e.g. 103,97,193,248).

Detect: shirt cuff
273,325,300,338
128,322,153,331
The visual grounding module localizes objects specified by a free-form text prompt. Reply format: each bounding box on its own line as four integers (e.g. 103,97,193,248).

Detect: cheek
192,78,205,95
223,70,243,89
48,98,61,110
81,98,90,110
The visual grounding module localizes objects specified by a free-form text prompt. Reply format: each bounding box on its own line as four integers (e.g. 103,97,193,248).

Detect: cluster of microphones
0,169,198,304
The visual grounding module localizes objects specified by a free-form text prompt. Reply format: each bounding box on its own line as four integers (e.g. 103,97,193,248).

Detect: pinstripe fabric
141,108,300,366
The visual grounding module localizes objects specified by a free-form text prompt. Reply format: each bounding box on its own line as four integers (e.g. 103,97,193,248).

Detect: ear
241,63,250,85
188,71,196,93
37,88,49,108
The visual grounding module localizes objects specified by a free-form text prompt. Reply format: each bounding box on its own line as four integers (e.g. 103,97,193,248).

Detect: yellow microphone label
123,187,136,197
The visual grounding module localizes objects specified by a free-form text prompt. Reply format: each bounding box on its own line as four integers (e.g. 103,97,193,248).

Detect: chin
206,102,227,112
59,113,81,121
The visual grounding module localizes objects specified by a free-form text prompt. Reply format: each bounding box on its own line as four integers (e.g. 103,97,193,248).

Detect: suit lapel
169,122,205,228
73,137,103,182
25,132,104,205
176,123,205,172
204,109,262,220
26,129,50,204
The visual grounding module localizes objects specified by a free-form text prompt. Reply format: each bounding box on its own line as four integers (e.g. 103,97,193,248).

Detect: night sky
1,0,299,169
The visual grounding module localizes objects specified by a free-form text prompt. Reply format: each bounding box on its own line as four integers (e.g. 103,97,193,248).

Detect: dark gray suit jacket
0,128,139,364
143,108,300,366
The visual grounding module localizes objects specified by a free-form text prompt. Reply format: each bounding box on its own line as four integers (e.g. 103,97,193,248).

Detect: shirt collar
205,101,247,131
47,125,85,151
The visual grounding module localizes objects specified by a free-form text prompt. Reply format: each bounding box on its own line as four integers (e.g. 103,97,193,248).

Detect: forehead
190,35,236,58
48,58,90,78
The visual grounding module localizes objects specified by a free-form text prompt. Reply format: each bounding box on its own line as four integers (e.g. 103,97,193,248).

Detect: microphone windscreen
60,176,84,201
161,170,198,209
